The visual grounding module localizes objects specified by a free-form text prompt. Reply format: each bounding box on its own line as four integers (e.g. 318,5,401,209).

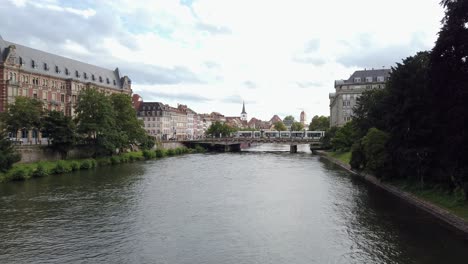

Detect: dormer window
91,74,96,81
65,68,69,75
75,70,80,78
19,57,25,66
55,65,61,73
99,76,103,82
44,63,49,71
354,77,361,83
84,72,88,79
365,77,373,82
113,80,116,85
106,78,110,84
32,60,37,69
377,76,385,82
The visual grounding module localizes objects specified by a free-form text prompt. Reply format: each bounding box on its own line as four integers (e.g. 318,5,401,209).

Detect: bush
70,161,80,171
350,142,365,170
142,150,156,160
80,159,93,169
110,156,121,165
155,149,166,158
194,145,206,153
53,160,72,174
166,149,175,156
362,128,389,176
6,167,29,181
97,157,111,166
33,163,49,178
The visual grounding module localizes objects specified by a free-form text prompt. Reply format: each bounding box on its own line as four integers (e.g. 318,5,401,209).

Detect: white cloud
1,0,445,120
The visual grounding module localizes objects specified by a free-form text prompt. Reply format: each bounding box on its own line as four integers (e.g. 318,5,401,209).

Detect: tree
74,88,117,155
309,115,329,131
321,126,338,149
352,88,389,139
283,115,295,122
206,122,234,138
41,111,76,158
0,127,21,172
110,93,148,150
1,97,43,140
291,121,304,131
273,121,287,131
361,128,389,176
429,0,468,195
330,122,357,152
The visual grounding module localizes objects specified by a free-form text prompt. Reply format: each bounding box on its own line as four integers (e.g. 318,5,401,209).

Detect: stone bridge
182,137,323,153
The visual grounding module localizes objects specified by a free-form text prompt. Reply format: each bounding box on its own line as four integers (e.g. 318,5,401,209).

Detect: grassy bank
326,151,351,164
391,181,468,221
0,146,206,183
321,151,468,222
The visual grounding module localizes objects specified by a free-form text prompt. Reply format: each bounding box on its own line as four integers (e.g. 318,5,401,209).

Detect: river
1,144,467,263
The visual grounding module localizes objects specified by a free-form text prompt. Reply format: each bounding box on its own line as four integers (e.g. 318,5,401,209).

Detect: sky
0,0,444,121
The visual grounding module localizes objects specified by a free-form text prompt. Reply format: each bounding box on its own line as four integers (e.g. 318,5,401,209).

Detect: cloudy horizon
0,0,444,121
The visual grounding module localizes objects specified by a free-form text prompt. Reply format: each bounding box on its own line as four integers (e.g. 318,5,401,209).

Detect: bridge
182,137,323,153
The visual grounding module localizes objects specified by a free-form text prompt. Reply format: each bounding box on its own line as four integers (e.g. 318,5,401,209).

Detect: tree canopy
309,116,329,131
273,121,287,131
290,122,304,131
206,122,234,138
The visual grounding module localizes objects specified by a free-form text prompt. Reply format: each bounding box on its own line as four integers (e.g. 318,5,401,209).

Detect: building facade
0,35,131,116
300,111,307,126
329,69,391,127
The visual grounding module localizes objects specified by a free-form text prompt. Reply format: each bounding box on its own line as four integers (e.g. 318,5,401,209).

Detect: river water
1,145,467,263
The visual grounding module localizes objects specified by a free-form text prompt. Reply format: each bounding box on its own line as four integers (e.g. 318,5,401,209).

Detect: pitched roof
0,35,126,90
347,69,391,82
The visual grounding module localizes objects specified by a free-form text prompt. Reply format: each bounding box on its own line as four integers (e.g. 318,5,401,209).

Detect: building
300,111,307,126
0,35,132,117
240,101,247,121
330,68,391,127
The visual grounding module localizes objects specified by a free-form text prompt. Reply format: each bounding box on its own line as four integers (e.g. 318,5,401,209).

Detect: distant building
300,111,307,126
330,68,391,127
240,101,247,121
269,115,282,124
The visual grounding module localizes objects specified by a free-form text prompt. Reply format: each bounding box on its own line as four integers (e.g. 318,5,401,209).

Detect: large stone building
137,101,188,140
329,68,391,127
0,35,132,117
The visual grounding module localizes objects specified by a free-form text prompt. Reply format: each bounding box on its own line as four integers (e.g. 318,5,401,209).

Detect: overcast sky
1,0,444,121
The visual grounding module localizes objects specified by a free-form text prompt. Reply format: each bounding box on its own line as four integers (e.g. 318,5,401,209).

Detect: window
92,74,96,81
55,66,61,73
106,78,110,84
65,68,69,75
61,94,65,102
84,72,88,79
32,60,37,69
99,76,103,83
354,77,361,83
377,76,385,82
113,80,116,85
75,70,80,78
44,63,49,71
366,77,373,82
19,57,25,66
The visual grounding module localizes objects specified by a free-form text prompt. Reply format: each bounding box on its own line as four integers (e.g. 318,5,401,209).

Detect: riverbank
318,150,468,238
0,146,205,183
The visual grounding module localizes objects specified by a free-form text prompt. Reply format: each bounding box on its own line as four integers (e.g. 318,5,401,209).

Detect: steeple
240,101,247,121
241,101,247,114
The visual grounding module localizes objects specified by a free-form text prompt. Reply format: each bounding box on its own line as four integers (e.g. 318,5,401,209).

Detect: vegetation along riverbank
0,146,206,183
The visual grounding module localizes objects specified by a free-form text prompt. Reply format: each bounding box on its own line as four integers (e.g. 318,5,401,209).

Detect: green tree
361,128,389,177
110,93,148,150
273,121,287,131
430,0,468,195
1,97,43,140
331,122,357,152
321,126,338,149
0,128,21,172
42,111,76,158
291,121,304,131
309,115,330,131
283,115,295,122
74,88,117,155
352,88,389,139
206,122,234,138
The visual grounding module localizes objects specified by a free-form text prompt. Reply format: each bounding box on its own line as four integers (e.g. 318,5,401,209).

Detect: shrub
33,163,49,178
194,145,206,153
80,159,92,169
155,149,166,158
350,142,365,170
6,167,29,181
362,128,389,176
110,156,121,165
97,157,111,166
166,149,175,156
70,161,80,171
53,160,72,174
142,150,155,160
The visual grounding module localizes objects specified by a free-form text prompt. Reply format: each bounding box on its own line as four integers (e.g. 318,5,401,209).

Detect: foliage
361,128,389,176
42,111,76,158
330,122,357,152
0,129,21,172
352,88,389,139
155,148,167,158
206,121,235,138
309,115,329,131
0,96,43,138
194,145,206,153
142,150,156,160
290,122,304,131
283,115,295,122
273,121,287,131
53,160,73,174
349,142,365,170
321,126,338,150
32,162,50,178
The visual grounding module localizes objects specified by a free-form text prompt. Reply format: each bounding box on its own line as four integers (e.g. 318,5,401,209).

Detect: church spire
241,101,246,114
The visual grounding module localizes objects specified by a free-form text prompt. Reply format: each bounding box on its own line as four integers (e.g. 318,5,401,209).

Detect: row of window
353,76,387,83
19,57,117,85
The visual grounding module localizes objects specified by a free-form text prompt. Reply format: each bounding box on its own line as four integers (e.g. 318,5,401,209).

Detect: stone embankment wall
316,151,468,239
159,142,185,150
15,146,94,163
